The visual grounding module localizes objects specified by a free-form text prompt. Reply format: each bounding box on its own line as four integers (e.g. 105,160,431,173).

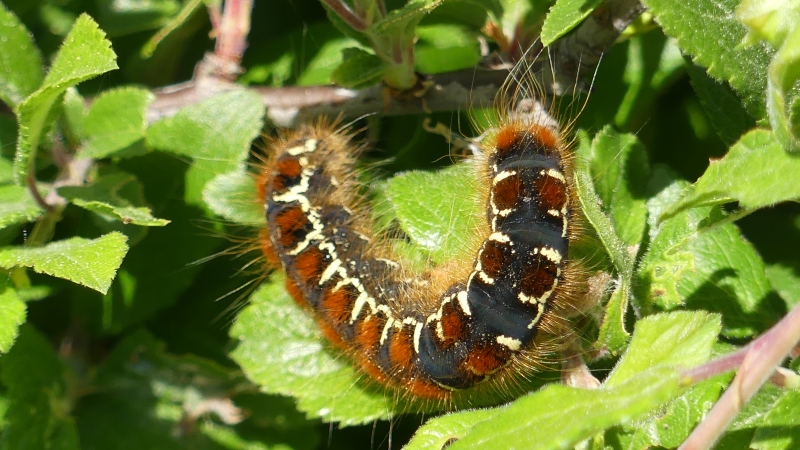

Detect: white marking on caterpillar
493,170,516,184
413,322,423,353
540,247,562,264
457,290,471,316
287,139,318,155
496,335,522,351
528,303,546,329
546,168,565,183
489,232,510,243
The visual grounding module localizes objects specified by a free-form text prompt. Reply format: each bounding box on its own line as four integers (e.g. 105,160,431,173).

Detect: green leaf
588,126,650,246
0,184,43,229
96,153,222,332
78,87,154,159
716,383,786,449
229,278,398,426
662,130,800,218
613,33,686,129
13,13,118,184
61,87,87,147
139,0,204,58
0,3,44,107
385,164,483,265
76,329,319,450
598,285,631,355
540,0,603,45
686,60,756,146
331,48,386,88
642,0,774,119
766,263,800,308
146,90,264,206
621,373,731,448
203,170,264,226
766,25,800,152
95,0,180,37
0,279,26,354
0,324,79,450
0,155,14,184
371,0,444,36
750,389,800,450
637,178,782,338
448,367,682,450
414,24,481,74
405,409,496,450
737,0,800,48
605,311,721,386
300,34,369,86
58,172,170,227
736,0,800,152
241,22,365,87
0,232,129,294
575,130,633,354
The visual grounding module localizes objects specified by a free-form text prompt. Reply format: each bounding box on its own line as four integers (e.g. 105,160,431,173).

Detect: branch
146,0,645,127
679,301,800,450
201,0,253,81
147,68,509,127
549,0,647,94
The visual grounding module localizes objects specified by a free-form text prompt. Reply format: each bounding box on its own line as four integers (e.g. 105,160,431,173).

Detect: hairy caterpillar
256,77,588,400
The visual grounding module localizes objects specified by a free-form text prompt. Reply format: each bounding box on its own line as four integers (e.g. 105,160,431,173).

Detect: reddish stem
680,301,800,450
208,0,252,80
320,0,367,31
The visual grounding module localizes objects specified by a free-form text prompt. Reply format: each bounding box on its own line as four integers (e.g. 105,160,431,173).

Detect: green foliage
637,177,781,338
664,129,800,215
1,325,80,449
230,279,399,426
58,172,170,227
0,184,43,228
0,232,128,294
540,0,603,45
642,0,774,120
0,279,26,354
385,164,483,264
409,311,719,449
13,14,117,184
750,389,800,450
145,89,265,206
203,171,264,227
0,2,43,107
78,87,154,159
0,0,798,449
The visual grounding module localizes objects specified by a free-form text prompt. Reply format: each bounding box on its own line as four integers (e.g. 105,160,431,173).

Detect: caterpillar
256,87,586,400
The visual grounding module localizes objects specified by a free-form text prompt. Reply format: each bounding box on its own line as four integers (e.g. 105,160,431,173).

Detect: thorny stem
679,301,800,450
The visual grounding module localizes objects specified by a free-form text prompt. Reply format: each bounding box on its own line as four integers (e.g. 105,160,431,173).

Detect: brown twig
147,67,509,127
145,0,645,127
549,0,647,94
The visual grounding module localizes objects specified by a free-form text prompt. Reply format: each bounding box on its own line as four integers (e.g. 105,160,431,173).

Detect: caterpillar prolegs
257,105,586,400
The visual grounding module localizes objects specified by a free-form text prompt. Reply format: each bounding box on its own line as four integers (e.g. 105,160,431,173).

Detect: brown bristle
527,124,559,150
494,124,523,154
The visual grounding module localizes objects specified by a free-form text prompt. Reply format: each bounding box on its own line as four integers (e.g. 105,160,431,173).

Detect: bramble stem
679,301,800,450
321,0,367,30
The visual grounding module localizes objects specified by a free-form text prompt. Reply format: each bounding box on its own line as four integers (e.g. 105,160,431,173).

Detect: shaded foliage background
0,0,798,449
